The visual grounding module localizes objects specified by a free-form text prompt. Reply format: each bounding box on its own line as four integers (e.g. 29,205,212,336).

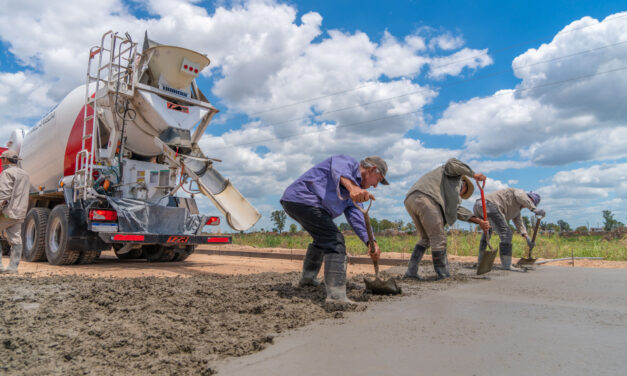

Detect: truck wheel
22,208,50,262
172,245,195,262
45,204,79,265
144,245,176,262
75,251,101,264
113,244,143,259
0,239,9,256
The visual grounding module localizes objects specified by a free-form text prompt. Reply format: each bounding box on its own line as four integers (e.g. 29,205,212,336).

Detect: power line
234,13,627,118
208,65,627,152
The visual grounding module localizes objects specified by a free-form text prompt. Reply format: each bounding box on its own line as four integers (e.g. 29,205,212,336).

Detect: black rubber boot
324,253,355,305
298,244,324,287
432,249,451,280
498,242,522,271
404,244,426,280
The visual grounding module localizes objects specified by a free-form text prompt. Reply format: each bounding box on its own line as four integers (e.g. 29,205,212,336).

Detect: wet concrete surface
218,267,627,376
0,261,482,375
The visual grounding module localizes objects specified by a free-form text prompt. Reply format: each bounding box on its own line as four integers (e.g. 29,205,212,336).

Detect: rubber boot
324,253,355,305
498,243,522,271
298,244,324,287
4,244,22,274
404,244,426,280
432,249,451,280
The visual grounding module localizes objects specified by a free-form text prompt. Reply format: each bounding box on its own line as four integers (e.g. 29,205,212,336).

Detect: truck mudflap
98,233,232,245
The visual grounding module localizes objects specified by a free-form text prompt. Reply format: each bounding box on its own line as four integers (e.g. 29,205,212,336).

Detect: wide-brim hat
460,175,474,199
0,149,20,161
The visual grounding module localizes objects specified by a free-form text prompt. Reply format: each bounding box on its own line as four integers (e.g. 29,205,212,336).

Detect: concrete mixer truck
4,31,261,265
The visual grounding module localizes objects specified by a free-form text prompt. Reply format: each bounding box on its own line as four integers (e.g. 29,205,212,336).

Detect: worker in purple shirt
281,155,389,305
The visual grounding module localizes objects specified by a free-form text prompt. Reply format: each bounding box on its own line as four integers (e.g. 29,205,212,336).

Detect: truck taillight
206,216,220,225
89,209,118,221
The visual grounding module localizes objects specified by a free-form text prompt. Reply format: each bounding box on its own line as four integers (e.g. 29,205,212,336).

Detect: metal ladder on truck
75,31,138,201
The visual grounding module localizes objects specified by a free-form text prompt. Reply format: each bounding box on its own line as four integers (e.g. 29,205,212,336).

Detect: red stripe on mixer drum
63,105,94,177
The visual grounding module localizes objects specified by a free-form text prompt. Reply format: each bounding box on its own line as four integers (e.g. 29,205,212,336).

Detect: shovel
476,179,497,275
516,212,544,266
356,200,401,295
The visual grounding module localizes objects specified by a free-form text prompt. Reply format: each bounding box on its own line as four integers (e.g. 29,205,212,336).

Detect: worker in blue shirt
281,155,389,305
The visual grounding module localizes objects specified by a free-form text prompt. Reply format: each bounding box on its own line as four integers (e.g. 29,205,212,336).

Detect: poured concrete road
218,267,627,375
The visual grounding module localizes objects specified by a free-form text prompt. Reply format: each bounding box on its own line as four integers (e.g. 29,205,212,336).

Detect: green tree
370,217,379,232
557,220,571,232
289,223,298,233
404,222,416,233
575,225,588,232
270,210,287,234
396,219,404,231
602,210,624,231
338,222,351,232
380,219,395,231
522,216,531,229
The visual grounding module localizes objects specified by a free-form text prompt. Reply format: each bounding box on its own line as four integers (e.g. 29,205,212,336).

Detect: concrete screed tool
357,200,402,295
476,179,497,275
516,212,545,266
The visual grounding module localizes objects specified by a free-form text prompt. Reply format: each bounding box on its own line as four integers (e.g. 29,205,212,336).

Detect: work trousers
0,216,22,246
473,200,513,245
280,201,346,255
404,192,447,251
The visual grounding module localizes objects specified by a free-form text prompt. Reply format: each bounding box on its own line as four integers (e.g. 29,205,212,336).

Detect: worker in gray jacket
473,188,545,270
404,158,490,280
0,150,30,274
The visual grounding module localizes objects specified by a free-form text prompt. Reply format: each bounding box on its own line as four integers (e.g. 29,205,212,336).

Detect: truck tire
172,245,195,262
22,208,50,262
0,239,9,256
75,250,101,264
113,244,143,259
45,204,80,265
144,245,176,262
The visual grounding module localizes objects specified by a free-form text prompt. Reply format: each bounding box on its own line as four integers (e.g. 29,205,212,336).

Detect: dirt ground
0,244,623,375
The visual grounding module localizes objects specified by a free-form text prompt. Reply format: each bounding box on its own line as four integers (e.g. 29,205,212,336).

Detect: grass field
232,232,627,261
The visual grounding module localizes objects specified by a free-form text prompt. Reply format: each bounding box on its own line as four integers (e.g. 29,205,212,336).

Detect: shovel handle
531,218,542,243
355,199,373,214
476,179,494,251
354,199,377,275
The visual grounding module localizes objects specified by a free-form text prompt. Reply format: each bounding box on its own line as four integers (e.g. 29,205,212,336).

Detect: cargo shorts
404,191,447,251
0,216,23,246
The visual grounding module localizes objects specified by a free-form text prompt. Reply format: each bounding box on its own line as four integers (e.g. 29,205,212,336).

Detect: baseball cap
363,156,389,185
527,191,541,206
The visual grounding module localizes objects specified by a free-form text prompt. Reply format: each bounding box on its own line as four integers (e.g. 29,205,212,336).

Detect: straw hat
460,175,474,199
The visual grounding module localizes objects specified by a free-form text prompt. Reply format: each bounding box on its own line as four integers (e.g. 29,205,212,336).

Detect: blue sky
0,0,626,232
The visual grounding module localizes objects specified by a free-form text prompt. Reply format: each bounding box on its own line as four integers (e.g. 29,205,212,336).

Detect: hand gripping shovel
516,212,545,266
476,180,497,275
356,200,401,295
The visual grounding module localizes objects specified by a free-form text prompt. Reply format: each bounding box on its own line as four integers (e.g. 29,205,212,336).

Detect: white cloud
428,33,465,50
428,12,627,165
428,47,493,79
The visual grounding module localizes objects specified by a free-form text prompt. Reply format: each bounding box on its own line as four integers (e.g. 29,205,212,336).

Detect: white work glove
534,208,546,217
525,235,535,249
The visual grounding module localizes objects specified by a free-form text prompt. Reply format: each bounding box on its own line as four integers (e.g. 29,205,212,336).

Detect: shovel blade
516,257,537,266
477,249,498,275
364,277,401,295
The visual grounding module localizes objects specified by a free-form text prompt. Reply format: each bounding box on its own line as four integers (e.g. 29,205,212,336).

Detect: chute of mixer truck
7,31,261,265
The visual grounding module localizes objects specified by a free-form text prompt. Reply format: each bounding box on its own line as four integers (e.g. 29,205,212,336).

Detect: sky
0,0,626,232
